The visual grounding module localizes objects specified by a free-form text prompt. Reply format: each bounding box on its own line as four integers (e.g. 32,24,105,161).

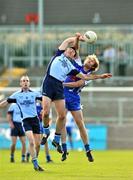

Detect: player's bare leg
34,134,41,157
26,131,44,171
41,96,52,145
71,110,94,162
19,136,26,162
10,136,17,162
52,99,66,153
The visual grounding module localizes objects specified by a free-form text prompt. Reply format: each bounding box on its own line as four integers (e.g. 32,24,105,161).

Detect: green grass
0,150,133,180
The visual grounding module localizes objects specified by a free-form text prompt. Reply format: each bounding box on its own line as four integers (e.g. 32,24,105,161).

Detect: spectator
103,45,116,73
7,103,26,163
117,47,128,76
95,47,103,61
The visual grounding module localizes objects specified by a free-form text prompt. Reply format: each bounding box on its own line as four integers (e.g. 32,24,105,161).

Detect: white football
84,31,97,44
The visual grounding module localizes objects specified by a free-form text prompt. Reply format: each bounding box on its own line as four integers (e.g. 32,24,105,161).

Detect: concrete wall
0,0,133,25
108,124,133,149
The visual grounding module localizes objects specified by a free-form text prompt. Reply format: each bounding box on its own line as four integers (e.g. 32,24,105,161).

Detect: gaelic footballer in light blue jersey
41,33,87,152
0,75,44,171
7,103,26,163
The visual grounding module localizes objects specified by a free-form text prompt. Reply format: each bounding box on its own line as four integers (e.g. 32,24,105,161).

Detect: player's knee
11,143,16,148
35,140,40,147
36,144,40,149
58,114,65,121
77,121,84,130
42,110,49,119
43,113,49,119
29,141,35,148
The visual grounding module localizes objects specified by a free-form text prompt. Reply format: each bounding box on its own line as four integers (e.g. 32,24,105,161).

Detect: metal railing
0,87,133,124
0,25,133,69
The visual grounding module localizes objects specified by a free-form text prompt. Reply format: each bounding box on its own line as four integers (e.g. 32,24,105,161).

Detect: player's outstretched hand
100,73,112,79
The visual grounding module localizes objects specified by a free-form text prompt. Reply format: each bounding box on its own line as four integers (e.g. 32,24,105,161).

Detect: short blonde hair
84,54,99,72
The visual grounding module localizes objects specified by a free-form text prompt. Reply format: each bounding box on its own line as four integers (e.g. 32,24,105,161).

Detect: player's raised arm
63,79,85,88
76,73,112,81
58,33,83,51
63,73,112,87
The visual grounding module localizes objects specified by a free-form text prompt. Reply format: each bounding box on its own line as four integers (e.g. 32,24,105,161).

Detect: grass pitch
0,150,133,180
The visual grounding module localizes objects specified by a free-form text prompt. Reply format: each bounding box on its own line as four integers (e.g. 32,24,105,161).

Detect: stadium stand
0,68,27,88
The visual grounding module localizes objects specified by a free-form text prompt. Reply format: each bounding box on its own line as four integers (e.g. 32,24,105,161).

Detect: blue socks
10,154,14,158
84,144,90,152
54,133,61,144
22,154,25,161
44,125,50,135
62,143,67,152
46,155,51,162
32,158,39,168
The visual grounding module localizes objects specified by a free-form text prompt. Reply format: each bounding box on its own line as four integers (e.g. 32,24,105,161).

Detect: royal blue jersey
36,103,42,121
64,62,92,111
64,62,92,95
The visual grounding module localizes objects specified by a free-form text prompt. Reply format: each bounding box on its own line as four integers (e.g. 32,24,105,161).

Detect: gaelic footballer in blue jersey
7,103,26,163
64,54,100,109
41,33,112,154
0,75,44,171
62,54,111,162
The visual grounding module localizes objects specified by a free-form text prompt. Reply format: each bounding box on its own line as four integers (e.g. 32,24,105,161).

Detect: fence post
118,98,126,125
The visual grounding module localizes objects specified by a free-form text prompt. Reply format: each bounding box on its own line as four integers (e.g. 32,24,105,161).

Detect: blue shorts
65,92,81,111
42,75,64,101
11,122,25,137
23,116,41,134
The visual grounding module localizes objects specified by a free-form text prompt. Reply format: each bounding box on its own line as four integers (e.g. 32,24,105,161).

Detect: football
84,31,97,44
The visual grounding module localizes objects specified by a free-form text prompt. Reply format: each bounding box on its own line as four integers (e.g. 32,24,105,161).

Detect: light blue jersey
42,49,80,100
7,90,42,120
47,50,79,81
8,103,22,123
